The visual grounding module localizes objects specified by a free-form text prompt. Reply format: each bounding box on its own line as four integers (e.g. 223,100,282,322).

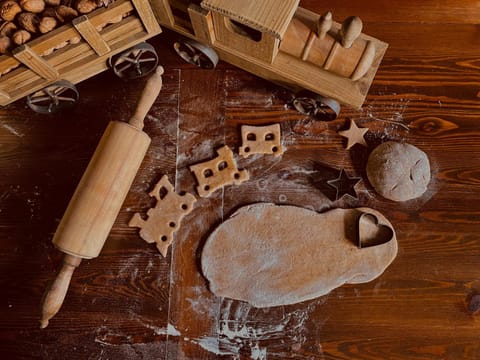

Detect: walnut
98,0,113,6
54,4,77,22
38,15,56,32
12,29,31,45
0,34,11,53
76,0,96,14
0,20,17,37
41,6,56,17
17,12,40,33
0,0,22,21
20,0,45,13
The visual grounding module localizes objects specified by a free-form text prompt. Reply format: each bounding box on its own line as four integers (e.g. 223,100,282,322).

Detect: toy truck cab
152,0,388,118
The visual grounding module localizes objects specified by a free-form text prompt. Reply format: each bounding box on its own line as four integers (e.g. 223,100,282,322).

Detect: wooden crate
0,0,161,106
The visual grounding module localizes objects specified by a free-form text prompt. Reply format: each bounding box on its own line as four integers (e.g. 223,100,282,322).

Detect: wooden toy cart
0,0,161,113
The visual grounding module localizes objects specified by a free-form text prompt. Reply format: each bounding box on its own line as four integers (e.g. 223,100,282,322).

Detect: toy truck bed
0,0,161,107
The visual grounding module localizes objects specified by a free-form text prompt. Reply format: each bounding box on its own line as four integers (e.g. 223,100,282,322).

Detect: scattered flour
140,323,181,337
362,97,412,136
176,138,218,168
191,336,240,357
250,343,267,360
0,122,24,137
97,296,326,359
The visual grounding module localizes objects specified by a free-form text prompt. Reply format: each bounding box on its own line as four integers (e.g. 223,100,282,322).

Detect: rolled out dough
201,204,397,307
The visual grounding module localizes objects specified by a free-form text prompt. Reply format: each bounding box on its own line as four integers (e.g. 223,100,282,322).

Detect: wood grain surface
1,1,480,359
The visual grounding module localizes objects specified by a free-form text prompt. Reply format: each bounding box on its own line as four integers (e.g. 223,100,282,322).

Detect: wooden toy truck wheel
173,39,219,69
27,80,79,114
110,43,159,79
293,91,341,121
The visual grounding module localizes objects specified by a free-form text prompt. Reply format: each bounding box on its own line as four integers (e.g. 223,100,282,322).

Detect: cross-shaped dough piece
129,175,197,256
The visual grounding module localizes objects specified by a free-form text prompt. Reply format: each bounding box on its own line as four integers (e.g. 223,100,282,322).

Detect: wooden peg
340,16,363,48
317,11,332,39
302,11,333,61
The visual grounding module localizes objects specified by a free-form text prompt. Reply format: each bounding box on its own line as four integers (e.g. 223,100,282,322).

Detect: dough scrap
129,175,196,257
238,124,284,158
367,141,430,201
201,203,397,307
190,145,249,197
338,119,368,149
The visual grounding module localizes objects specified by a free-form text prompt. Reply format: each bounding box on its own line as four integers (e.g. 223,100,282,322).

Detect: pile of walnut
0,0,113,53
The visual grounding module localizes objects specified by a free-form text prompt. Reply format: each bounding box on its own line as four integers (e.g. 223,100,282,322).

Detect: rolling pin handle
128,66,164,130
40,254,82,329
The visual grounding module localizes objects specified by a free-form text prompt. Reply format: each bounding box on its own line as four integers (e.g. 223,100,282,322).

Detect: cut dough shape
338,119,368,149
201,203,397,308
238,124,285,158
129,175,197,257
190,145,249,197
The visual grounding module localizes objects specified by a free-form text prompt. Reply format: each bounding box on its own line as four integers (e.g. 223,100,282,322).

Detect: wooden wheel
110,42,159,79
173,39,218,69
293,91,341,121
27,80,79,114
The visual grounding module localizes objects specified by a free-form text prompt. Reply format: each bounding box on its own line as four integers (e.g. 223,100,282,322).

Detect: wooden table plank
300,0,480,25
167,68,227,359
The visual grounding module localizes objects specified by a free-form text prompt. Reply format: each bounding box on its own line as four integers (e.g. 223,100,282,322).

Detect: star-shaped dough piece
326,169,362,200
338,119,369,149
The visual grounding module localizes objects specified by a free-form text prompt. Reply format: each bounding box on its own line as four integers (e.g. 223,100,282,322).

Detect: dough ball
366,141,430,201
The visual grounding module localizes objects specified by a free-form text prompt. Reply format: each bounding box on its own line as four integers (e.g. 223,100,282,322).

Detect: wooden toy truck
151,0,388,118
0,0,387,116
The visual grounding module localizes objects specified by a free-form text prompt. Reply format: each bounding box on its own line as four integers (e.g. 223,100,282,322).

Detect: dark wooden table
1,1,480,359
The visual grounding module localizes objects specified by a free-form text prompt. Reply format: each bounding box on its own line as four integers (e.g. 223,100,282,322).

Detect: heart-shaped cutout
357,213,394,249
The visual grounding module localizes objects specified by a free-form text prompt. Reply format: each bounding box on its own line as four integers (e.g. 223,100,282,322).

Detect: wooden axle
40,66,164,329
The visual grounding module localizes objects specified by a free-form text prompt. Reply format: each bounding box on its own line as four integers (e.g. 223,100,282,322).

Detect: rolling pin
40,66,164,329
